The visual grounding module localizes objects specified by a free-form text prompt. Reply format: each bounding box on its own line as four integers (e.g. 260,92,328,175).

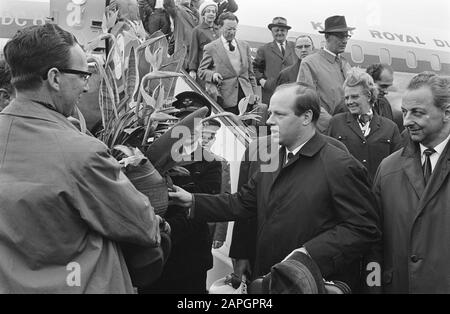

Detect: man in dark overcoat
170,83,381,291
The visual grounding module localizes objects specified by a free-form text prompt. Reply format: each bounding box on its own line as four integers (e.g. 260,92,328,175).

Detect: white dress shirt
420,132,450,172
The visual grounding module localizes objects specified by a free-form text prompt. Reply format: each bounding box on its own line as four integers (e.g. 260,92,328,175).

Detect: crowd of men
0,0,450,294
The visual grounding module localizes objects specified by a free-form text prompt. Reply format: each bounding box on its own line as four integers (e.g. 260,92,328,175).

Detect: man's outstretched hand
168,185,193,208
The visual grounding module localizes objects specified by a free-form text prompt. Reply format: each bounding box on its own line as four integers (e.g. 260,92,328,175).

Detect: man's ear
443,103,450,122
46,68,61,91
303,109,313,125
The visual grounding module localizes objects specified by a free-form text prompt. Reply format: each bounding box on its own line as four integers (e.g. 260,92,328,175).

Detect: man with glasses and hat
254,17,297,105
297,15,354,132
0,24,164,293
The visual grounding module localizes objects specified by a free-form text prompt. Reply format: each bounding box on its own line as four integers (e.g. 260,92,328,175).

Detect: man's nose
403,112,413,128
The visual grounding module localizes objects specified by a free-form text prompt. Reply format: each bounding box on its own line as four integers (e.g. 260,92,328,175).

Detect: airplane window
406,51,417,68
350,44,364,63
430,54,442,71
379,48,392,65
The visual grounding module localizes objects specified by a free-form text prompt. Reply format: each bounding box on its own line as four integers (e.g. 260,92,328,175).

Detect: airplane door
49,0,106,46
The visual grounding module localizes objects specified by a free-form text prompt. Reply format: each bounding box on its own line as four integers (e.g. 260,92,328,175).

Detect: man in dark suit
198,12,258,114
170,83,380,291
254,17,297,105
276,35,314,87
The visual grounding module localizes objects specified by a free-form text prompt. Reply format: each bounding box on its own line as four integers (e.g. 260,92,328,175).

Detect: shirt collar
276,41,286,48
323,47,337,58
285,139,309,160
221,36,237,48
420,132,450,158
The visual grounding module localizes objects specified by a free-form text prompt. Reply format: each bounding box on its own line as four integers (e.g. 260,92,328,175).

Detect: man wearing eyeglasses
0,24,163,293
276,35,315,87
297,15,354,132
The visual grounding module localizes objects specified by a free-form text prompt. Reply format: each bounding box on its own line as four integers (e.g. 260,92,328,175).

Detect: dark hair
0,59,13,94
407,74,450,110
275,82,321,122
407,71,437,89
3,24,78,91
366,63,393,81
217,12,239,27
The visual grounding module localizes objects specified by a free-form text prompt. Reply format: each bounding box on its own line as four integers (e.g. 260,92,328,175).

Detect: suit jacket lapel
236,40,246,75
284,42,294,61
402,142,425,199
216,40,237,76
270,42,284,60
415,141,450,218
346,113,365,140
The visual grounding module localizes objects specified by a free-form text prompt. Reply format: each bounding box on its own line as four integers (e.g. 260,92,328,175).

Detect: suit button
362,160,367,163
362,141,367,144
411,255,419,263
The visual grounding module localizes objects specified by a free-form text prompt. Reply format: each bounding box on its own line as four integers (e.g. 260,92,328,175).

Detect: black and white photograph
0,0,449,299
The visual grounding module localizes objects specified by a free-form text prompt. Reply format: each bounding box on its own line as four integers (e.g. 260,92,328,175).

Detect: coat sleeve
225,0,238,12
198,44,215,82
303,151,381,278
72,149,160,247
297,58,316,88
190,173,259,223
188,28,201,71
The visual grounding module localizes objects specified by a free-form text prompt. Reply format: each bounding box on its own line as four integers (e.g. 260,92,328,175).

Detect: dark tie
423,148,436,185
280,43,285,56
286,152,295,164
228,40,235,52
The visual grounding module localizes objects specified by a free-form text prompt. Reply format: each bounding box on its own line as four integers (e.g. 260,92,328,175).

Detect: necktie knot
280,43,285,56
228,40,235,52
424,148,436,157
358,114,371,126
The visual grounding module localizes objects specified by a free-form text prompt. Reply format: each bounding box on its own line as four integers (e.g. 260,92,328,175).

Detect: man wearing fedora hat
297,15,354,132
254,17,297,105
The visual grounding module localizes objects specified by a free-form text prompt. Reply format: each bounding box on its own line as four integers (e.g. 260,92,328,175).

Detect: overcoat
192,133,380,289
328,112,402,181
0,100,160,293
253,41,296,104
373,138,450,293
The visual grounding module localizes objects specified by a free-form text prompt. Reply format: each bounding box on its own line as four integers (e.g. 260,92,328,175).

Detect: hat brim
319,27,355,33
268,24,292,30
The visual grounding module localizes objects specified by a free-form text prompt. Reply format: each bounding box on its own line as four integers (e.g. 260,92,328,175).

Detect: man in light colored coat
373,75,450,293
198,12,257,114
297,15,353,132
254,17,296,105
0,24,162,293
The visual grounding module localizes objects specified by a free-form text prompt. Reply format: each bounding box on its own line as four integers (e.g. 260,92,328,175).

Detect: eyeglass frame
42,68,92,81
330,32,352,39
